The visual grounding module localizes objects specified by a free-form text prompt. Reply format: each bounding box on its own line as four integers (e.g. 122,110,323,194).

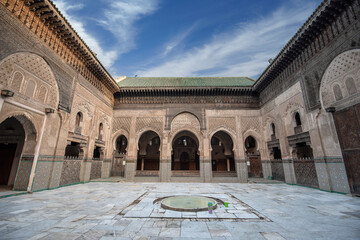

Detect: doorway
245,136,263,178
332,103,360,195
0,143,17,185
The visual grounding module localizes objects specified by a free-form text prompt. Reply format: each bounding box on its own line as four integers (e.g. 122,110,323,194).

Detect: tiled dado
13,155,34,191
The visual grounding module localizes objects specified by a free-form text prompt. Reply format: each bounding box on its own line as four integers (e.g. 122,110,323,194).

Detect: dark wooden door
333,103,360,195
0,143,17,185
249,156,262,177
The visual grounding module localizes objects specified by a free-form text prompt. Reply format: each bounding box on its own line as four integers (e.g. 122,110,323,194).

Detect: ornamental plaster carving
112,117,132,133
208,117,236,135
282,102,304,119
243,129,263,152
74,101,94,117
240,117,261,134
136,117,163,134
98,112,111,129
0,52,59,109
320,49,360,109
112,129,129,150
0,106,39,141
171,113,200,133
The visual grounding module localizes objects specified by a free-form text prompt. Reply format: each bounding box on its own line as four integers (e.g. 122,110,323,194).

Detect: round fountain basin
161,195,217,212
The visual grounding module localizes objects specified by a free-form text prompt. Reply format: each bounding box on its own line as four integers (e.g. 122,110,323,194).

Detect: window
75,112,82,127
271,123,276,135
99,123,103,137
295,112,302,126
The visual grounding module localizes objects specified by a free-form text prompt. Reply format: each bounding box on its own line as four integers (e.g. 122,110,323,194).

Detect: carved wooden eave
1,0,120,94
118,86,255,98
253,0,357,92
115,86,259,105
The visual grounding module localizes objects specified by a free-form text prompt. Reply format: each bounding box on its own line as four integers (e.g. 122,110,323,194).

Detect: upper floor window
271,123,276,140
75,112,83,127
75,112,83,135
98,123,103,140
294,112,302,134
295,112,302,126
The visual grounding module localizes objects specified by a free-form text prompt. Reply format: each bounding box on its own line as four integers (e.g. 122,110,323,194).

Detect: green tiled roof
117,77,255,88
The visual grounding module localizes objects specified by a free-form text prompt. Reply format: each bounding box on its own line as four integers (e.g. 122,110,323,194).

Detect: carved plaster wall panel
240,117,261,134
208,117,236,134
136,117,163,134
0,52,59,109
112,117,132,133
320,49,360,109
171,113,200,133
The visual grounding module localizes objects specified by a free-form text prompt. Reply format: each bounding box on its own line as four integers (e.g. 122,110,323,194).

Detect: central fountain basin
161,195,217,212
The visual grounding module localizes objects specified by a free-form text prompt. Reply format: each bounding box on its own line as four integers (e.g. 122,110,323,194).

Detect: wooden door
249,156,262,177
332,104,360,195
0,143,17,185
112,156,124,177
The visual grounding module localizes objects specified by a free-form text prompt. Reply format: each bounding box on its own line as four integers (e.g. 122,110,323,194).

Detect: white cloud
162,24,197,57
136,2,317,78
100,0,159,56
52,0,159,71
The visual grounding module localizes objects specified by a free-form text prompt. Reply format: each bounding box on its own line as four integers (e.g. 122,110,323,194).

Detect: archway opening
112,135,128,177
245,135,263,178
211,131,235,175
65,142,81,158
137,131,160,171
171,131,199,171
0,117,25,188
116,135,128,155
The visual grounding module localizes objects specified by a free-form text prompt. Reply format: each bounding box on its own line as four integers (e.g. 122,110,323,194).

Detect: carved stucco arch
0,52,60,109
111,129,130,151
263,116,275,138
282,102,308,133
170,110,201,126
168,128,203,153
170,112,201,133
243,129,263,152
208,127,236,152
70,101,94,133
320,49,360,109
0,111,39,141
135,127,162,151
0,112,39,156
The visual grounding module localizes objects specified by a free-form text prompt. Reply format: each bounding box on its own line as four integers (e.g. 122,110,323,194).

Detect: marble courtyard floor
0,182,359,240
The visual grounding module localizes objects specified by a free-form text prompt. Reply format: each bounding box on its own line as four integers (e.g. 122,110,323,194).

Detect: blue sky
53,0,322,79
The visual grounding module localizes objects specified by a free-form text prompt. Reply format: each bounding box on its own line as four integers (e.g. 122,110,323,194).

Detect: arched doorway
0,115,37,190
137,131,160,172
171,131,199,172
211,131,236,177
0,117,24,188
112,135,128,177
245,136,263,178
319,49,360,194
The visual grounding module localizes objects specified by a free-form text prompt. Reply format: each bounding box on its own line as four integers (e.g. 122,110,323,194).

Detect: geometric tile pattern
59,159,81,186
32,161,52,191
270,159,285,181
294,159,319,188
90,161,102,180
13,157,33,191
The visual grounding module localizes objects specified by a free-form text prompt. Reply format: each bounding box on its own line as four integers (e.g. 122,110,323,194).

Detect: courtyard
0,182,359,240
